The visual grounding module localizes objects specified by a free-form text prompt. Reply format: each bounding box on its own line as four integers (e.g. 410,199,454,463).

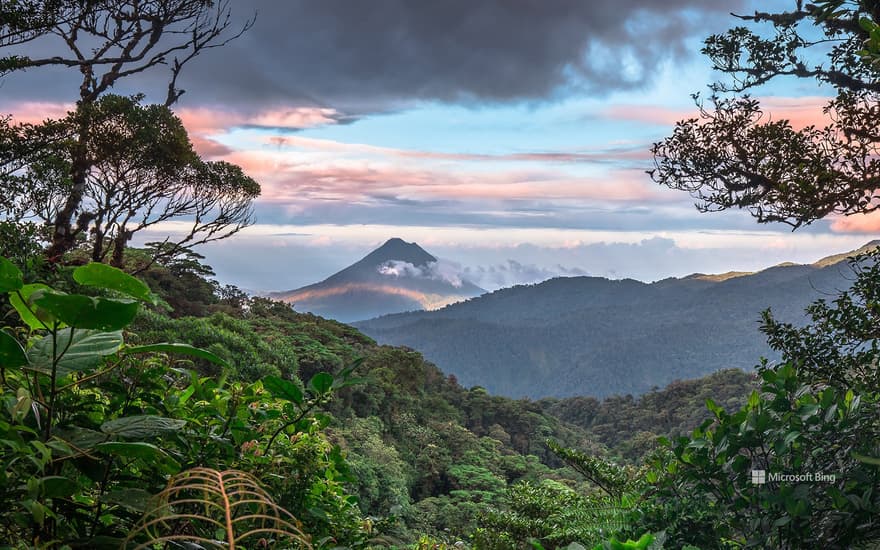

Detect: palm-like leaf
124,467,311,549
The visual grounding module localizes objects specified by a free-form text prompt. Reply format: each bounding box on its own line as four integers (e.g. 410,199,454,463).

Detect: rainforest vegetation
1,0,880,548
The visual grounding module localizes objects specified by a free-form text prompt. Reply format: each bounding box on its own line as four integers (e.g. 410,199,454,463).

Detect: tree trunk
46,101,92,262
111,228,131,268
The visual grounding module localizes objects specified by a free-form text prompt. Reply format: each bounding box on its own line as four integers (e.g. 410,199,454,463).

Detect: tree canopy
1,95,259,268
0,1,258,266
651,0,880,228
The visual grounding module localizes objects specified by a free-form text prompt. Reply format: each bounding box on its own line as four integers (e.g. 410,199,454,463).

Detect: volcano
270,238,485,322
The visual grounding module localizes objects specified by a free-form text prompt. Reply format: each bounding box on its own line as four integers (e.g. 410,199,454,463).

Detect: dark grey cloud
182,0,744,110
0,0,745,112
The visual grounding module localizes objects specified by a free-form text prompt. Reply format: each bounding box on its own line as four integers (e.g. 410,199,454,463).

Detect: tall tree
9,95,259,268
641,5,880,546
0,0,253,260
650,0,880,228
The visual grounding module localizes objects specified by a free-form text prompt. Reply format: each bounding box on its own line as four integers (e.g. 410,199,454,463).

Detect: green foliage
631,253,880,548
0,220,46,275
627,5,880,545
338,417,411,516
638,363,880,548
0,255,23,292
2,240,795,547
472,479,630,549
547,440,631,499
0,256,375,547
761,250,880,393
590,533,658,550
73,262,157,304
541,369,754,463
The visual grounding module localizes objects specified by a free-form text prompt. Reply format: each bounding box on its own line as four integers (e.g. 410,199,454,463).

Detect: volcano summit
270,238,484,322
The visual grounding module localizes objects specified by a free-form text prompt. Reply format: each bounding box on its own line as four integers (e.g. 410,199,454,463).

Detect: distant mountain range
355,241,879,399
270,238,484,322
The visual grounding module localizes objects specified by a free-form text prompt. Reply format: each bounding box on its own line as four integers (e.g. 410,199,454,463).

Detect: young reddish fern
125,467,311,549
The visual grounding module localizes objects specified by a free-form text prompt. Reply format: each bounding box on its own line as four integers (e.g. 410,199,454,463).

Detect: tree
0,1,61,64
0,0,253,260
761,253,880,393
6,95,259,268
639,4,880,546
650,0,880,228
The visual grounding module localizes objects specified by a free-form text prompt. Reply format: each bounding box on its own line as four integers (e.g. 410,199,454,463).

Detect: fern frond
547,440,631,499
123,467,312,549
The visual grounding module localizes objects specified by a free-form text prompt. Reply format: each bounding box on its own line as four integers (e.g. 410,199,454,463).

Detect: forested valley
2,1,880,549
0,247,761,547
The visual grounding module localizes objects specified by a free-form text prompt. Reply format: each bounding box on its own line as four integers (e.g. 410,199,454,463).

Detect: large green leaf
38,476,79,498
308,372,334,395
26,328,123,376
263,375,304,405
95,441,170,461
95,441,180,473
53,427,108,453
124,342,231,369
32,292,138,331
10,284,52,330
100,415,186,438
73,263,157,304
100,488,153,512
853,452,880,466
0,329,27,369
0,256,23,293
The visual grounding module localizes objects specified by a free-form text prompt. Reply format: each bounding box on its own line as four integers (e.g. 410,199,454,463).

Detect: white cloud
378,260,464,288
462,260,588,289
131,222,874,293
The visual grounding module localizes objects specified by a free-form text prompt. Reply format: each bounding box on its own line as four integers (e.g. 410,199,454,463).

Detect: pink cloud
265,135,651,164
176,106,340,134
761,97,835,130
175,107,248,135
250,107,340,128
177,106,341,157
2,100,341,157
1,101,75,124
602,96,834,130
602,105,696,126
190,136,234,157
220,148,667,206
830,212,880,233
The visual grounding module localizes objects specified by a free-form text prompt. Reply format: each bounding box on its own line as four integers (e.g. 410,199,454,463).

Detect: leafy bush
633,252,880,548
0,256,374,547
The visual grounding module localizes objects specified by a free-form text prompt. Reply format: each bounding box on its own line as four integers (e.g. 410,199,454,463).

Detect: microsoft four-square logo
750,469,766,485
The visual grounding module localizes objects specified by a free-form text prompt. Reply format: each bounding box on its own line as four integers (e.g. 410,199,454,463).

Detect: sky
3,0,878,291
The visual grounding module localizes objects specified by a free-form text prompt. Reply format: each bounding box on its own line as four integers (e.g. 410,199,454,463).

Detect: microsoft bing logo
749,469,835,484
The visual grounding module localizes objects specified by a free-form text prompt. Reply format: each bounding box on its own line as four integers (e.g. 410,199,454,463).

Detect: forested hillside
135,252,765,537
540,369,755,461
0,247,760,546
133,254,596,540
357,254,862,398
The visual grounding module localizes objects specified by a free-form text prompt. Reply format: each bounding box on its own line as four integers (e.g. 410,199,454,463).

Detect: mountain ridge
355,242,878,399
